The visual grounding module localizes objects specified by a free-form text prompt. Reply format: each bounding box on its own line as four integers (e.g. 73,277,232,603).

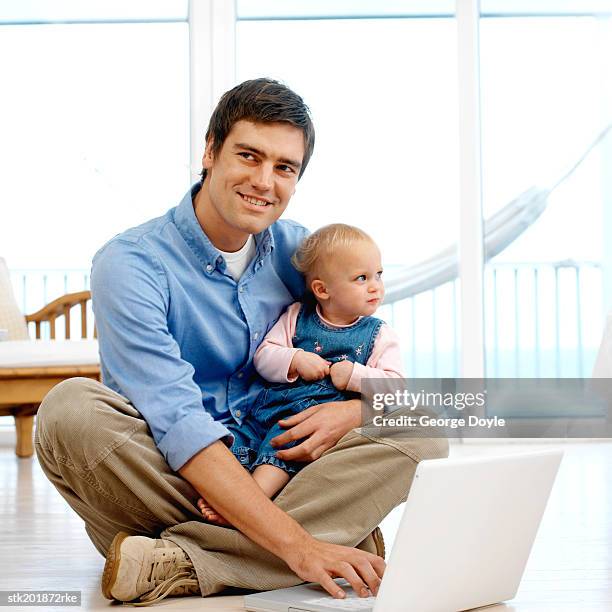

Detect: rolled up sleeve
91,239,231,471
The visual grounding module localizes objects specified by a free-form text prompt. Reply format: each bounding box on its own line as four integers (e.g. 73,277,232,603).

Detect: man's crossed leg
35,377,448,605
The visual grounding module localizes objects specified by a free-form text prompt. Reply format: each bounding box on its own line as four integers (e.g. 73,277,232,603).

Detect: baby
198,223,404,525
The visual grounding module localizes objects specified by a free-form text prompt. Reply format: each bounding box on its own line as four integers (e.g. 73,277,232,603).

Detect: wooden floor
1,437,611,611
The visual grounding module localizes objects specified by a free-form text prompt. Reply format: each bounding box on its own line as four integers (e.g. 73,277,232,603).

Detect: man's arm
179,440,384,599
91,241,232,471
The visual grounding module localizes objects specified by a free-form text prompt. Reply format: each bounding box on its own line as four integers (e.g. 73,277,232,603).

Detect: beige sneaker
102,531,200,606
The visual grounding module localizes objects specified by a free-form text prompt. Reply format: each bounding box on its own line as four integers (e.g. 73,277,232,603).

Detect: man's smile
239,192,273,207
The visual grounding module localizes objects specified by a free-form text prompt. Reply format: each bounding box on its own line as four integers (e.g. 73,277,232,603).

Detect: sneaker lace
129,554,199,607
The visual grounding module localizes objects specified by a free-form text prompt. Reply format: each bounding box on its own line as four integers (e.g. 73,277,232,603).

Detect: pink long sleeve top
253,302,404,393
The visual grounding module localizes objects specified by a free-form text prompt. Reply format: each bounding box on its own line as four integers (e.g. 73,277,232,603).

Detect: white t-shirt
218,235,256,282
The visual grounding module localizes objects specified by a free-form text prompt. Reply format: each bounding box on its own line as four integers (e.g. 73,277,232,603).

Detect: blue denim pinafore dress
227,301,383,475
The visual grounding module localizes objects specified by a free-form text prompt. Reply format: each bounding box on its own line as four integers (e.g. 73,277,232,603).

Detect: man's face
199,120,305,251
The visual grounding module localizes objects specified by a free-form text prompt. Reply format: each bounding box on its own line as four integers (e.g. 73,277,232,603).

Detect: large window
237,11,461,376
4,1,611,380
480,14,611,376
236,1,612,378
0,12,190,275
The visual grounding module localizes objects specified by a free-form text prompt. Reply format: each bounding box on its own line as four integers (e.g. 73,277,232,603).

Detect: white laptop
244,450,562,612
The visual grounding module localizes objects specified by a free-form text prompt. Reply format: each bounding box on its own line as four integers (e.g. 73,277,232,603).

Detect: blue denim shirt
91,183,307,471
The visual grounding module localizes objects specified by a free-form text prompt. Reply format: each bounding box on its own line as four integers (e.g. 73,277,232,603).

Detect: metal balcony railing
379,260,602,378
10,261,603,378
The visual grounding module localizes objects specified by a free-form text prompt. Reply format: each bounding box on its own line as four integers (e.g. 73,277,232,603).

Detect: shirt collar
173,183,275,271
315,303,362,328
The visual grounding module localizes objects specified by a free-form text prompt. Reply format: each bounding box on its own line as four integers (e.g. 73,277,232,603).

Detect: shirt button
235,410,242,418
253,332,259,340
237,372,244,379
239,286,245,293
205,264,213,273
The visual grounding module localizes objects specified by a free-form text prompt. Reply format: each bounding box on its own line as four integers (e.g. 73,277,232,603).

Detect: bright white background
0,22,190,270
0,1,610,379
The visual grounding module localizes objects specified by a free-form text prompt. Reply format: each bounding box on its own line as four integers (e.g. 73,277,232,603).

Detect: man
35,79,448,606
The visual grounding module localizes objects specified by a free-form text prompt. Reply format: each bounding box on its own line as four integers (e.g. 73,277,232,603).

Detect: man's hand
179,441,383,600
289,350,331,381
285,536,385,600
271,399,361,462
330,360,354,391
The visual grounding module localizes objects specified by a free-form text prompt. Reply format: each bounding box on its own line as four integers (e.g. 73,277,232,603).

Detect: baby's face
318,240,384,320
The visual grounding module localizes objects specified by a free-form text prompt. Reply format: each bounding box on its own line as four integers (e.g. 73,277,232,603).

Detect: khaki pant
35,377,448,596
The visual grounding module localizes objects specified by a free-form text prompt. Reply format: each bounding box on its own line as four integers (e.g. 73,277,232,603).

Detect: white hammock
384,124,612,304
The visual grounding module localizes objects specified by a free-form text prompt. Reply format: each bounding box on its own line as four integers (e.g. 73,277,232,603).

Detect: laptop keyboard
301,593,376,609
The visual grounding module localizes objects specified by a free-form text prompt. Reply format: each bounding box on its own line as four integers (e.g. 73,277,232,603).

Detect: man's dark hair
200,78,315,182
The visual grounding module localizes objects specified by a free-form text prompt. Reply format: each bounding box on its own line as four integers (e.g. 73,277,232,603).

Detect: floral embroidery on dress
355,344,364,356
314,340,322,353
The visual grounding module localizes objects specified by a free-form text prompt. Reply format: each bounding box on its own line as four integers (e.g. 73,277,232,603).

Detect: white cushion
0,258,29,340
0,339,99,368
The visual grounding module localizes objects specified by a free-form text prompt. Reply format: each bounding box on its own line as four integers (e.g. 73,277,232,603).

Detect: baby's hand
330,360,354,391
290,350,331,381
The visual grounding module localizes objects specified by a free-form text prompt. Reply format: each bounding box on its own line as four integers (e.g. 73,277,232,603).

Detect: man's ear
311,279,329,301
202,138,215,170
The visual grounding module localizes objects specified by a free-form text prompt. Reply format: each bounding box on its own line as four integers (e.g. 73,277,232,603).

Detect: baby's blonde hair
291,223,374,283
